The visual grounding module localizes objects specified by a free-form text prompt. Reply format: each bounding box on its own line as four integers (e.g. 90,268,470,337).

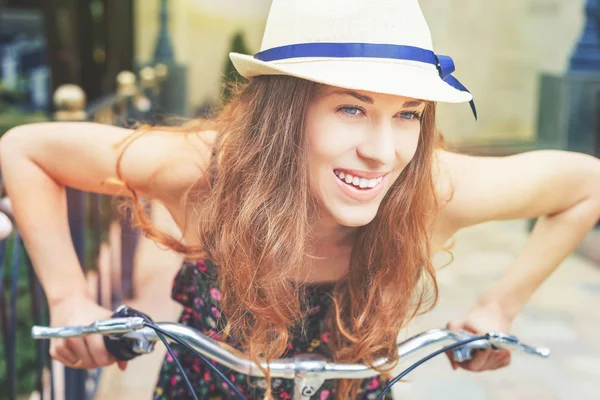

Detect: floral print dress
153,260,393,399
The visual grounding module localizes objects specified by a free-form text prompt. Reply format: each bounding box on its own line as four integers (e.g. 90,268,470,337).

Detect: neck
308,211,358,257
289,210,357,283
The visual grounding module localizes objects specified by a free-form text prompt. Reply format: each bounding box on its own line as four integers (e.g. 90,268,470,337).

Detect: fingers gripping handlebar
103,306,156,361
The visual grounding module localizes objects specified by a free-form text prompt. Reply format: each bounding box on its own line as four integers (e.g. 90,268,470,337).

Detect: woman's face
306,85,426,228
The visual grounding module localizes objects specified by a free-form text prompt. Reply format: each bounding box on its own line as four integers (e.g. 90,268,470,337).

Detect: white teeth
335,170,385,190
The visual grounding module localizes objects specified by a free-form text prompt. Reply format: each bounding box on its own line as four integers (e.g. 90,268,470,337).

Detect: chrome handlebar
32,318,550,399
32,317,146,338
32,317,550,381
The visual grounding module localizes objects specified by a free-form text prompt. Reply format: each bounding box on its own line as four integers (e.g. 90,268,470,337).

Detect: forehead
315,85,425,107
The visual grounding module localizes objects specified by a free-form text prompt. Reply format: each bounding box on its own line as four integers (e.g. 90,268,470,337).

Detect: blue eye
337,106,365,117
399,111,422,121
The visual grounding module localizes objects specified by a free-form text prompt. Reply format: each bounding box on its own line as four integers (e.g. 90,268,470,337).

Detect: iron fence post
53,84,89,400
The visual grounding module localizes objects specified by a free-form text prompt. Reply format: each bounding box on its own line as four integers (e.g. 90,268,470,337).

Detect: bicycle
32,305,551,400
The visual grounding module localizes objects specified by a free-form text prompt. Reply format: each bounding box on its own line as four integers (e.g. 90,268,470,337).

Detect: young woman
2,0,600,398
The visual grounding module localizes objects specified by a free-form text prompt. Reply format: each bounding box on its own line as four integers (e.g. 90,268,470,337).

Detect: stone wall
135,0,585,144
421,0,584,144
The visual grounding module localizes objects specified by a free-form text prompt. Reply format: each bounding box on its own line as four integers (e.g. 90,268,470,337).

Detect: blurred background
0,0,599,399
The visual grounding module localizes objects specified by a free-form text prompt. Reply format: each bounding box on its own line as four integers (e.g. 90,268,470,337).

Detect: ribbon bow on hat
435,55,477,119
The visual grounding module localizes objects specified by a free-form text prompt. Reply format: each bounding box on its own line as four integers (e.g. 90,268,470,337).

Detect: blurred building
0,10,50,111
422,0,585,145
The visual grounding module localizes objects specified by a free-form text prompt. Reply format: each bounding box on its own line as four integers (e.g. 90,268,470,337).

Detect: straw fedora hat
230,0,476,118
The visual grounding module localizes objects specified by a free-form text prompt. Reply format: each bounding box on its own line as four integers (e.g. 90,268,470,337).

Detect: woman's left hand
445,301,514,372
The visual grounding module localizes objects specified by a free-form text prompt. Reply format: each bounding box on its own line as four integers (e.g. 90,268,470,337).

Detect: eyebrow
328,89,424,108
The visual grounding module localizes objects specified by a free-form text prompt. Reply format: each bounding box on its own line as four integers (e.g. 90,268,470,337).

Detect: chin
329,206,378,228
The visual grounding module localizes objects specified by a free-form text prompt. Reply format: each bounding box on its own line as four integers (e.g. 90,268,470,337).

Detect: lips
333,170,387,202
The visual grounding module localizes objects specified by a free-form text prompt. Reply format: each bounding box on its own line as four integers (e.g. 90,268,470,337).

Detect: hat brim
230,52,472,104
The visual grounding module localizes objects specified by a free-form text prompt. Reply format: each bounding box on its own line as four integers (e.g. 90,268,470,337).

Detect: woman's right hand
48,294,127,371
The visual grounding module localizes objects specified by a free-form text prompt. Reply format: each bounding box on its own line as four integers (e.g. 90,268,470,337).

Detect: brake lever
486,331,551,358
104,305,157,360
451,330,550,363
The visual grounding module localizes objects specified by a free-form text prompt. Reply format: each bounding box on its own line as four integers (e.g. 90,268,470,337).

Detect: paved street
95,219,600,399
394,220,600,400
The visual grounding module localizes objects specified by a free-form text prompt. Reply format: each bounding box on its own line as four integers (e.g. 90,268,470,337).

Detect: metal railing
0,64,169,400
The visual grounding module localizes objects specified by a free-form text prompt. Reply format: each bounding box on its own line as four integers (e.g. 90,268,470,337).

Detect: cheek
306,120,357,182
308,123,355,160
306,129,333,196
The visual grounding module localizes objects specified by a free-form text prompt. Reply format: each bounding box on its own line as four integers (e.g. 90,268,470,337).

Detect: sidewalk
394,220,600,400
94,219,600,399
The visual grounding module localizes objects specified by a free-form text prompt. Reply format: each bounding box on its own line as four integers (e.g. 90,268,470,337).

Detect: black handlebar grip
103,305,154,361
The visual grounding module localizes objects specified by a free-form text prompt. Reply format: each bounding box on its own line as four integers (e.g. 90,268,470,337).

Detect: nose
355,123,396,165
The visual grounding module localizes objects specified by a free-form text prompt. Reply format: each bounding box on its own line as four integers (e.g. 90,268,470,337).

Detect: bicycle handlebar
31,316,550,381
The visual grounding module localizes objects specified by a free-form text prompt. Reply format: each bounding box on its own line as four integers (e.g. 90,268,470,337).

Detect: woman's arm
439,149,600,315
0,121,211,368
0,121,209,304
437,149,600,371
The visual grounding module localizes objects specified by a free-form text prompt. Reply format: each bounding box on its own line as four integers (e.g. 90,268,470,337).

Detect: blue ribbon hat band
254,42,477,120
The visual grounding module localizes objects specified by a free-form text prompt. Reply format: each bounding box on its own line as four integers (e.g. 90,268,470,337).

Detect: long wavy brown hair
117,75,445,398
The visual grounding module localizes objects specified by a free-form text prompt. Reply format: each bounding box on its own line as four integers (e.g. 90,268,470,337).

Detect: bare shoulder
119,127,217,206
433,148,600,232
102,125,218,234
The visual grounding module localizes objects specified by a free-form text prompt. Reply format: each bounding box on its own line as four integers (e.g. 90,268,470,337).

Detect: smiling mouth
334,169,385,190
